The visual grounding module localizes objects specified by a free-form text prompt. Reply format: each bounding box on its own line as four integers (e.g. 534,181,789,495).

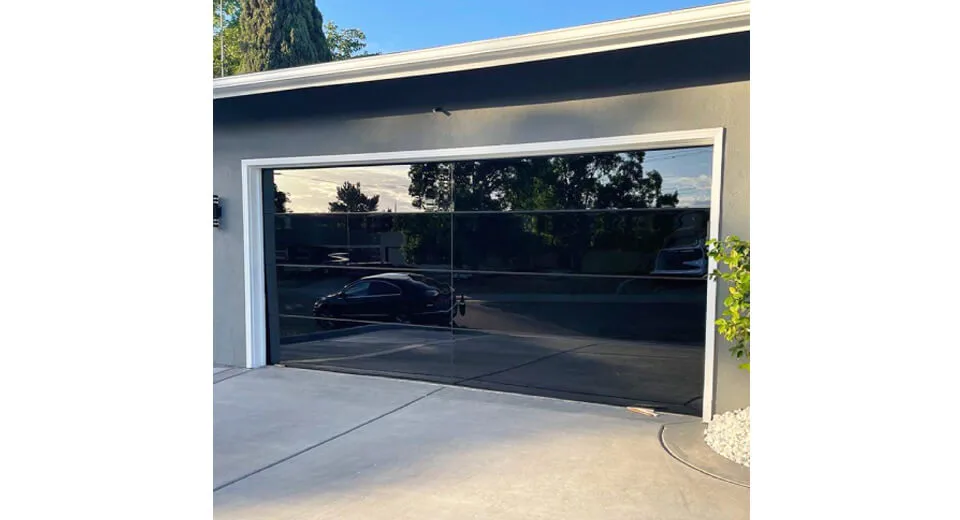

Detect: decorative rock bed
705,406,750,467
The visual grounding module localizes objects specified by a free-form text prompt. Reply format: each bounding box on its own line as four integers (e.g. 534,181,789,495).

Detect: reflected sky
276,165,416,213
275,148,712,213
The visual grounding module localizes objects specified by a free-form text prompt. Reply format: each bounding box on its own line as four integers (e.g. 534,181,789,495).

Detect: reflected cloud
277,165,415,213
646,149,712,208
662,174,711,207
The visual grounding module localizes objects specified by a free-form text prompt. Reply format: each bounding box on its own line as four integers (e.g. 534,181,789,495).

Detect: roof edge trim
213,1,749,99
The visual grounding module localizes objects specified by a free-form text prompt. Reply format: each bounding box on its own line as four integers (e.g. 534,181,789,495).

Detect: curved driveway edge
660,420,750,487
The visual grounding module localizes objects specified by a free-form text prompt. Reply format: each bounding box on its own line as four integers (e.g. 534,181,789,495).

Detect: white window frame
239,128,725,421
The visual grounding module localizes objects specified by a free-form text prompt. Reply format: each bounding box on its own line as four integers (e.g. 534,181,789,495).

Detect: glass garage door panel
445,146,714,410
448,272,706,407
270,166,456,382
276,268,457,384
450,272,707,343
448,149,713,212
451,209,709,276
266,146,714,411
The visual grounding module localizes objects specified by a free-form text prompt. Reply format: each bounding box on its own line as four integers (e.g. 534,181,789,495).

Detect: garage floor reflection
278,325,704,415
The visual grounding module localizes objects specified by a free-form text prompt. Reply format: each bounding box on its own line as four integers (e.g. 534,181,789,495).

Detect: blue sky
316,0,724,54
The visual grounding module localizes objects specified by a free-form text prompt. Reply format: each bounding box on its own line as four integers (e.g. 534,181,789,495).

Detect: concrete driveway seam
453,341,603,386
214,369,250,384
213,386,446,493
291,334,486,364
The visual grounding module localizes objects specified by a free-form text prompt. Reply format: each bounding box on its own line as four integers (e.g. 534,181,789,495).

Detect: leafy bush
707,236,750,370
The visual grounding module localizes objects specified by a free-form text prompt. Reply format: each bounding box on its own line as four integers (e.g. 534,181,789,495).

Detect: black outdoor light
214,195,222,228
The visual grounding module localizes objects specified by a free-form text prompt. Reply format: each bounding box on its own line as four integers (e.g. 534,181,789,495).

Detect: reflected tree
398,165,453,266
407,153,678,212
394,214,450,267
328,182,380,213
274,183,289,213
403,152,683,273
408,164,455,211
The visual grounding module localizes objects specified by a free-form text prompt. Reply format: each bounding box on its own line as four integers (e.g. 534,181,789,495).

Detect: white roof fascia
213,1,749,99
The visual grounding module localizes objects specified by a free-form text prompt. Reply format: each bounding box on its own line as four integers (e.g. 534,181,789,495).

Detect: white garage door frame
239,128,726,421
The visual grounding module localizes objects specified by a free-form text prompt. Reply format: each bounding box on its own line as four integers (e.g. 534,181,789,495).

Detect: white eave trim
213,1,750,99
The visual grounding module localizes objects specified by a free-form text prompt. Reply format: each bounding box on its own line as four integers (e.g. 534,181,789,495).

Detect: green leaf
709,235,750,369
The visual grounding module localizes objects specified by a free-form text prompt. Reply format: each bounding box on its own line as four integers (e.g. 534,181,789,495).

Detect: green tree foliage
707,236,750,370
328,182,380,213
214,2,376,76
238,0,332,73
213,0,243,77
325,21,379,60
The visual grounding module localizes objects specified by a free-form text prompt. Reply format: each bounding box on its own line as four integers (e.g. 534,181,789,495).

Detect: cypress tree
239,0,332,73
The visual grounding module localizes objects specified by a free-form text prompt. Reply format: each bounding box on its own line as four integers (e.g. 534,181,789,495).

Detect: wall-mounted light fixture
214,195,222,228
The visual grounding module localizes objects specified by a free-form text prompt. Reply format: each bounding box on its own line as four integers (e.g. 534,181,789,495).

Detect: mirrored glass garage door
265,147,713,414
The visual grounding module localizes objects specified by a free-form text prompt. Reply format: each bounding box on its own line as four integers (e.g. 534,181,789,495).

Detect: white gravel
704,406,750,467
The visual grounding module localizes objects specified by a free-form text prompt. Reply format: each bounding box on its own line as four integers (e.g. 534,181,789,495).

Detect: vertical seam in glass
449,163,456,340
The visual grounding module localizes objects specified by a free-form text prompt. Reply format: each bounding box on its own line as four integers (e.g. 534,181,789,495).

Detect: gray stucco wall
214,34,749,413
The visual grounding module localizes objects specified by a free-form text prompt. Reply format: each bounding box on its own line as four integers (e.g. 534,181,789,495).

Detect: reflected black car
312,273,456,329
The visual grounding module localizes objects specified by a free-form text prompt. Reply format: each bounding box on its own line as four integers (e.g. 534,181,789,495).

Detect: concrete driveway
214,367,748,519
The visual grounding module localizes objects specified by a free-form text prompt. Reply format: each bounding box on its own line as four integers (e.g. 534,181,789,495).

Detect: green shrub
707,236,750,371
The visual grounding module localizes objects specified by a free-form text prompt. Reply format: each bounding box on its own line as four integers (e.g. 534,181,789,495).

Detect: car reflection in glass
312,272,459,329
651,211,709,277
